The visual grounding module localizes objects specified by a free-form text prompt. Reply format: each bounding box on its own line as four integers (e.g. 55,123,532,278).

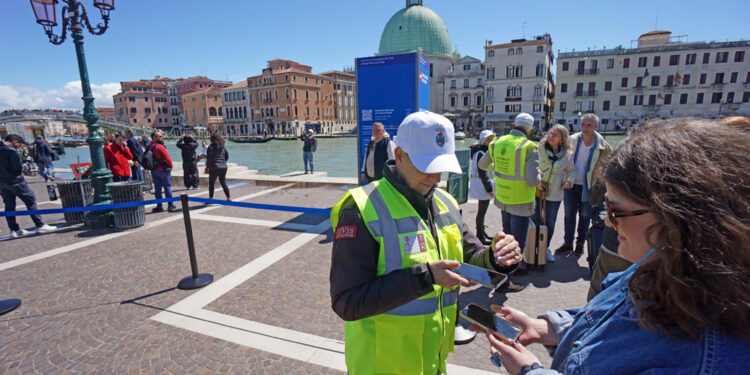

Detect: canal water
57,134,625,178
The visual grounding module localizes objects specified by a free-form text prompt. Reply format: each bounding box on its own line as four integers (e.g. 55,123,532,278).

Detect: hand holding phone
454,263,507,289
491,233,522,267
460,304,522,344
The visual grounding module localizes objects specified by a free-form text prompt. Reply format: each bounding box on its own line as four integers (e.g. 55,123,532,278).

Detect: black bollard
177,194,214,290
0,298,21,316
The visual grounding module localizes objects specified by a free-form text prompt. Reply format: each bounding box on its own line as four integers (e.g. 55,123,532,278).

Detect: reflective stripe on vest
490,134,536,204
385,289,458,316
492,138,529,181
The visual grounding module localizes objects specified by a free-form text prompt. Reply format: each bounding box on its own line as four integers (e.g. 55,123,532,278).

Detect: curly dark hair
603,117,750,340
210,133,225,148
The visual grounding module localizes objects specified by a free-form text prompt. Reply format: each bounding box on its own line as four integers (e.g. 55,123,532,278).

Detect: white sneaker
35,224,58,234
454,325,477,345
10,229,30,239
546,248,556,262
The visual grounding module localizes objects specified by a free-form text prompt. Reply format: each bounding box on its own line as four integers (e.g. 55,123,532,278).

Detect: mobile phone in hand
460,303,522,344
454,263,507,289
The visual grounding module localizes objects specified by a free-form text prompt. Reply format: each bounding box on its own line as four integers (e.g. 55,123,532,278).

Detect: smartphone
460,303,522,344
454,263,507,289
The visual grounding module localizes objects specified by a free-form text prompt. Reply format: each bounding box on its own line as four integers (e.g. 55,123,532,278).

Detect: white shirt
573,140,593,185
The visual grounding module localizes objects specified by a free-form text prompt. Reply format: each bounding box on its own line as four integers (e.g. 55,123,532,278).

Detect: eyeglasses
604,197,649,230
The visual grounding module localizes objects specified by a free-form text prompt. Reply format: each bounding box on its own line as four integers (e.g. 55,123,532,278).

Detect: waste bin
447,148,470,204
107,181,145,229
56,179,93,224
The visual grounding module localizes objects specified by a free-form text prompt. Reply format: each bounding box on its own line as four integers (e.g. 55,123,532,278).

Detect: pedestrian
147,131,177,212
103,133,133,182
476,118,750,375
140,134,150,149
205,133,230,200
556,114,612,256
1,134,57,238
176,133,200,189
330,111,523,374
300,128,316,174
125,129,143,182
33,135,55,182
478,113,541,275
360,122,395,183
533,124,575,262
469,129,495,245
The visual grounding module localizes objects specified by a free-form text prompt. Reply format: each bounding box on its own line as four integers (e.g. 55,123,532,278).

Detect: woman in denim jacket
475,118,750,375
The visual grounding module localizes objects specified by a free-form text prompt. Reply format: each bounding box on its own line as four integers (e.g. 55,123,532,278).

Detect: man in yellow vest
478,113,541,275
330,111,523,374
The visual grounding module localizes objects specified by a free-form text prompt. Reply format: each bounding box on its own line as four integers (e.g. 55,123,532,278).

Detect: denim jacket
529,266,750,375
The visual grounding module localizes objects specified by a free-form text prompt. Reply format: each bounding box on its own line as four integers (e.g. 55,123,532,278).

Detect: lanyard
572,247,656,348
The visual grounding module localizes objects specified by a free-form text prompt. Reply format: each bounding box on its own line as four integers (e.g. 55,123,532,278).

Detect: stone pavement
0,175,593,374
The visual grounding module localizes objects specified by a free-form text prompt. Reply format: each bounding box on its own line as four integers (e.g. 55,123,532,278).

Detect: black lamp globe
93,0,114,17
29,0,57,31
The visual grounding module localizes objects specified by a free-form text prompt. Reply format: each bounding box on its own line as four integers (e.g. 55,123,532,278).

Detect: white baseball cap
478,129,495,141
515,113,534,131
394,111,462,174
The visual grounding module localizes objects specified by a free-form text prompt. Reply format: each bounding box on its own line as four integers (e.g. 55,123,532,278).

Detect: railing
664,85,676,91
532,95,544,102
644,105,661,111
574,90,598,97
725,103,740,110
712,83,725,90
575,68,599,75
633,86,645,92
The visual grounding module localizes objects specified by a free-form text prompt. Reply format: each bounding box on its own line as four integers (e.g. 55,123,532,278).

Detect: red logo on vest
335,225,358,240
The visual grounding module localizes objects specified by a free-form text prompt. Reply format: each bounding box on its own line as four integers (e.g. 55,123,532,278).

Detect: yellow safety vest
330,178,464,375
488,133,537,204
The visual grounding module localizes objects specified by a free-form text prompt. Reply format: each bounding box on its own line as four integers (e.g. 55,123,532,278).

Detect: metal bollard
177,194,213,290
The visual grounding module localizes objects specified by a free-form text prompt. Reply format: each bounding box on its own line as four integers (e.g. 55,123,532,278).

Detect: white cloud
0,81,120,111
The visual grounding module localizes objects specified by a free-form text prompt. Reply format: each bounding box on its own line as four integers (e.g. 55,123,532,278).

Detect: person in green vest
330,111,523,375
478,113,541,275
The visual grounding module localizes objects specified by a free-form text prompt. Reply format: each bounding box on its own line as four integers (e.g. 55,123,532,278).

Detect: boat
51,141,66,155
228,136,273,144
454,131,466,140
58,137,88,147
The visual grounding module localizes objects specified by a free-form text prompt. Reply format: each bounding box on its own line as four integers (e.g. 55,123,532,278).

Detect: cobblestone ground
1,175,594,374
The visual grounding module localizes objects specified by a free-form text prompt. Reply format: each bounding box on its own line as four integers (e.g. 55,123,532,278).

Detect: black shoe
496,280,525,293
574,243,585,255
151,206,164,213
513,262,529,276
167,205,179,212
555,243,573,254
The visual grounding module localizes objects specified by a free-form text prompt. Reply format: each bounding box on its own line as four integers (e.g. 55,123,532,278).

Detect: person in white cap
329,111,523,374
469,129,496,244
479,112,541,275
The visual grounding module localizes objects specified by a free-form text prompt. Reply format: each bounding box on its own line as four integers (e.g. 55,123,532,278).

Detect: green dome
378,5,452,57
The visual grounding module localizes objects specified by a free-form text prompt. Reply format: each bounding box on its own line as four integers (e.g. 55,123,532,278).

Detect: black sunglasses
604,197,649,230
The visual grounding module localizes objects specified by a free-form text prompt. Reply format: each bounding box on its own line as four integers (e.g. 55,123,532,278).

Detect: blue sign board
355,52,429,183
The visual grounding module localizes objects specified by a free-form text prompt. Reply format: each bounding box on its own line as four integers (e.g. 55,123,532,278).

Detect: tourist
103,133,133,182
140,134,150,149
206,133,230,200
125,129,143,182
147,131,177,212
556,113,612,256
176,133,200,190
533,124,575,262
478,113,541,275
33,135,55,182
469,129,495,245
360,122,395,183
477,118,750,374
1,134,57,238
330,111,522,374
300,128,316,174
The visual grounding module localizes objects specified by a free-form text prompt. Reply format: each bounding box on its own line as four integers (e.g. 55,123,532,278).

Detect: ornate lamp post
30,0,115,229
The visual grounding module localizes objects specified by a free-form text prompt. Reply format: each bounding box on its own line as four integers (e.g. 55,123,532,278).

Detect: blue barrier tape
0,198,180,217
187,197,331,215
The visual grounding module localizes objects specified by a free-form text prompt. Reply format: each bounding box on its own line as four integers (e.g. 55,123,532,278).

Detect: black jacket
0,142,23,184
330,167,516,321
301,134,317,152
126,135,144,163
176,137,199,163
362,136,392,180
33,139,53,164
206,144,228,169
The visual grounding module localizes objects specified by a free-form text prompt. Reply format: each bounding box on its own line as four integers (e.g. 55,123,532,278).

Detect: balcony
633,86,645,92
644,105,661,111
725,103,740,110
575,68,600,75
712,83,725,90
664,85,676,91
574,90,598,97
532,95,544,102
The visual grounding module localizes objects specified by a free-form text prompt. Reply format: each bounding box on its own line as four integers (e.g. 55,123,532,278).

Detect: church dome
378,4,452,57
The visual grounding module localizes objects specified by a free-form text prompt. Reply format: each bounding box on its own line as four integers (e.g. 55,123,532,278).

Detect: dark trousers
152,170,174,209
208,167,230,199
563,184,592,246
130,165,143,182
475,199,490,235
501,211,530,251
1,181,44,231
532,198,562,245
112,175,130,182
183,161,199,188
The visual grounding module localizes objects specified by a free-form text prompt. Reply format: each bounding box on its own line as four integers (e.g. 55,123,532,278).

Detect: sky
1,0,748,111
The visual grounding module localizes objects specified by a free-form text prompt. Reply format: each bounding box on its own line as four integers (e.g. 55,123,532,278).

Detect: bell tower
406,0,422,7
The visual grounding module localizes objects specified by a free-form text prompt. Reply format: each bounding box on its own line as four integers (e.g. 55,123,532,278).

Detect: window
604,81,612,91
638,57,647,67
587,101,595,111
130,107,136,114
636,76,643,87
682,53,695,65
533,103,542,112
742,92,750,103
487,87,494,100
504,104,521,112
711,92,722,104
429,63,433,77
534,86,543,97
574,101,582,111
680,93,689,104
619,95,627,106
715,73,724,84
487,67,495,79
477,78,482,86
735,51,745,62
700,73,707,84
508,49,514,56
606,58,614,69
669,54,680,66
715,52,729,63
476,95,482,106
623,58,630,69
562,62,569,71
576,82,584,94
145,108,151,115
463,79,469,88
683,74,690,85
463,64,471,71
651,76,660,87
633,95,643,105
602,100,610,111
506,86,522,97
537,46,543,53
648,95,656,105
653,56,661,67
702,52,710,64
516,48,522,55
488,50,495,57
506,66,514,78
451,80,456,88
727,92,735,103
559,102,566,111
664,94,672,105
560,83,567,93
730,72,738,83
536,64,544,77
144,96,149,102
463,96,469,106
621,77,628,88
747,72,750,83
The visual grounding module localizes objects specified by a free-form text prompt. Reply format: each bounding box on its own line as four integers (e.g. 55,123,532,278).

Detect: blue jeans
151,170,174,208
37,162,53,182
563,184,592,246
130,165,143,182
1,181,44,231
501,211,531,252
303,151,314,172
533,199,562,246
112,175,130,182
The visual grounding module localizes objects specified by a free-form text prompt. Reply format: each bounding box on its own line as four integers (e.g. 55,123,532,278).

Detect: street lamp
30,0,115,229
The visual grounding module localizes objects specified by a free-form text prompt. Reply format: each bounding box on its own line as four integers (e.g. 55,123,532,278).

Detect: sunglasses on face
604,197,649,230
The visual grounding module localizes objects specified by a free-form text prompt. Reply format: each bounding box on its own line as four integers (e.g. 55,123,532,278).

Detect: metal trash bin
56,179,93,224
107,181,145,229
447,148,470,204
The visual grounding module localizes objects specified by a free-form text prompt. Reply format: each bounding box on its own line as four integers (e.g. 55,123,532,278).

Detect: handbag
204,147,222,174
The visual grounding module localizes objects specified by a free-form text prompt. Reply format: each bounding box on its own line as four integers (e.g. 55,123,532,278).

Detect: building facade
113,80,170,128
443,56,484,135
176,76,232,128
484,34,555,132
221,81,251,136
555,31,750,131
320,70,357,134
181,87,224,132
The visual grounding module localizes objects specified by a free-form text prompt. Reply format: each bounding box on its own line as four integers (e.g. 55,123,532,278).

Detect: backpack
141,145,158,170
28,143,38,159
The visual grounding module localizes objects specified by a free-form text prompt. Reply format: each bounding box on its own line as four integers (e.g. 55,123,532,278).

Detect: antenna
522,21,527,39
655,9,659,30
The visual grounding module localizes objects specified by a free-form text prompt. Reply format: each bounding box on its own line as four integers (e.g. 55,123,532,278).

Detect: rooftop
378,4,452,57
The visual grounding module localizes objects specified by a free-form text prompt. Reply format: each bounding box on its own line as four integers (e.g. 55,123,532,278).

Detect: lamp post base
84,204,114,229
